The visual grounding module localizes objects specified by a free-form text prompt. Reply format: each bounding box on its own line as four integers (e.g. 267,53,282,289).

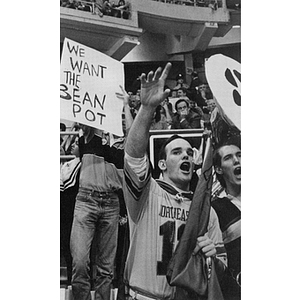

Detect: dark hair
213,136,241,188
191,71,198,77
73,124,81,131
158,134,190,160
177,87,187,94
175,99,189,111
213,148,226,188
205,90,213,100
60,123,66,131
65,134,77,155
154,105,165,123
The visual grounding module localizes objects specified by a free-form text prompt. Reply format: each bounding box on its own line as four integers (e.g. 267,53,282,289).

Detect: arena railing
151,0,223,8
60,0,132,19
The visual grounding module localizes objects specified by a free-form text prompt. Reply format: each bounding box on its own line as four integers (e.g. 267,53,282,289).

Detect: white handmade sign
60,38,124,136
205,54,241,130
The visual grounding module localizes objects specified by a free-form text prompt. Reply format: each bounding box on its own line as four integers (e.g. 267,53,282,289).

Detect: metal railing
60,0,131,19
151,0,223,8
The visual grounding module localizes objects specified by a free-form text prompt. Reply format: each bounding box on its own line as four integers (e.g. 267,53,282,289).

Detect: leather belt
79,187,114,199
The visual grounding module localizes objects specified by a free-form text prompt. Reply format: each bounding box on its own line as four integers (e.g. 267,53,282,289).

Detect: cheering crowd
60,63,241,300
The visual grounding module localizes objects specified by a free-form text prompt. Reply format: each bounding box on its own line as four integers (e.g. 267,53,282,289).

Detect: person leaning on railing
93,0,105,17
110,0,130,19
76,0,93,12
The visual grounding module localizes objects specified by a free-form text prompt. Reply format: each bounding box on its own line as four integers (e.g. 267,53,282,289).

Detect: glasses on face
199,85,207,90
177,105,187,111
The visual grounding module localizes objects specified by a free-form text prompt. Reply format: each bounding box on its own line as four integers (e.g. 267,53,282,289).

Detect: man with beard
123,62,227,300
212,139,241,300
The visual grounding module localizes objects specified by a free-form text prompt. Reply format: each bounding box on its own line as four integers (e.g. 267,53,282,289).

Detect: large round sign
205,54,241,130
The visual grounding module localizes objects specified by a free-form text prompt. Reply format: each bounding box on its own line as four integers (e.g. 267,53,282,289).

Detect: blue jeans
70,188,120,300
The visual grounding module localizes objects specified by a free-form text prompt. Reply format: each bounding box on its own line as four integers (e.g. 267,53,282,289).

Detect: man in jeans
70,124,124,300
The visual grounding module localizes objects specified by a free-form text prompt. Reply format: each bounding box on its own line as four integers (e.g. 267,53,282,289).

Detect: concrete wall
209,27,241,47
122,31,184,63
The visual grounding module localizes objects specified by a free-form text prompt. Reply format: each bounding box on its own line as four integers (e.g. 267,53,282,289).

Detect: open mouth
234,167,241,176
180,162,191,172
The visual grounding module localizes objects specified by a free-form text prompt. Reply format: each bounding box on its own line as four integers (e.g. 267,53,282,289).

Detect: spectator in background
162,96,174,118
150,105,172,130
171,98,202,129
189,98,204,121
135,89,141,102
176,87,205,123
205,98,216,113
111,0,130,19
128,95,137,119
194,83,213,110
189,71,201,90
188,71,201,103
77,0,93,11
176,87,190,102
202,98,217,129
170,89,178,98
208,0,218,10
61,123,81,155
173,73,189,91
102,0,112,15
129,94,141,119
61,0,68,7
94,0,105,17
64,0,77,9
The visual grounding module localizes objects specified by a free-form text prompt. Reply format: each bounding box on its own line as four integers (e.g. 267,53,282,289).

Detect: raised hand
125,63,172,158
140,62,172,109
116,85,130,106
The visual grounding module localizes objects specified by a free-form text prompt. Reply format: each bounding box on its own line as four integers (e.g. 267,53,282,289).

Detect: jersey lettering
159,204,189,221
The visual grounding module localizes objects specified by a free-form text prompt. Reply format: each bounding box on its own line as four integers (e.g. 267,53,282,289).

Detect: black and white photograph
59,2,241,300
0,0,300,300
4,2,300,300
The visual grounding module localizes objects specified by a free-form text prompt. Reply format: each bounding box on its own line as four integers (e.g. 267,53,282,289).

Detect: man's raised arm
125,63,172,158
